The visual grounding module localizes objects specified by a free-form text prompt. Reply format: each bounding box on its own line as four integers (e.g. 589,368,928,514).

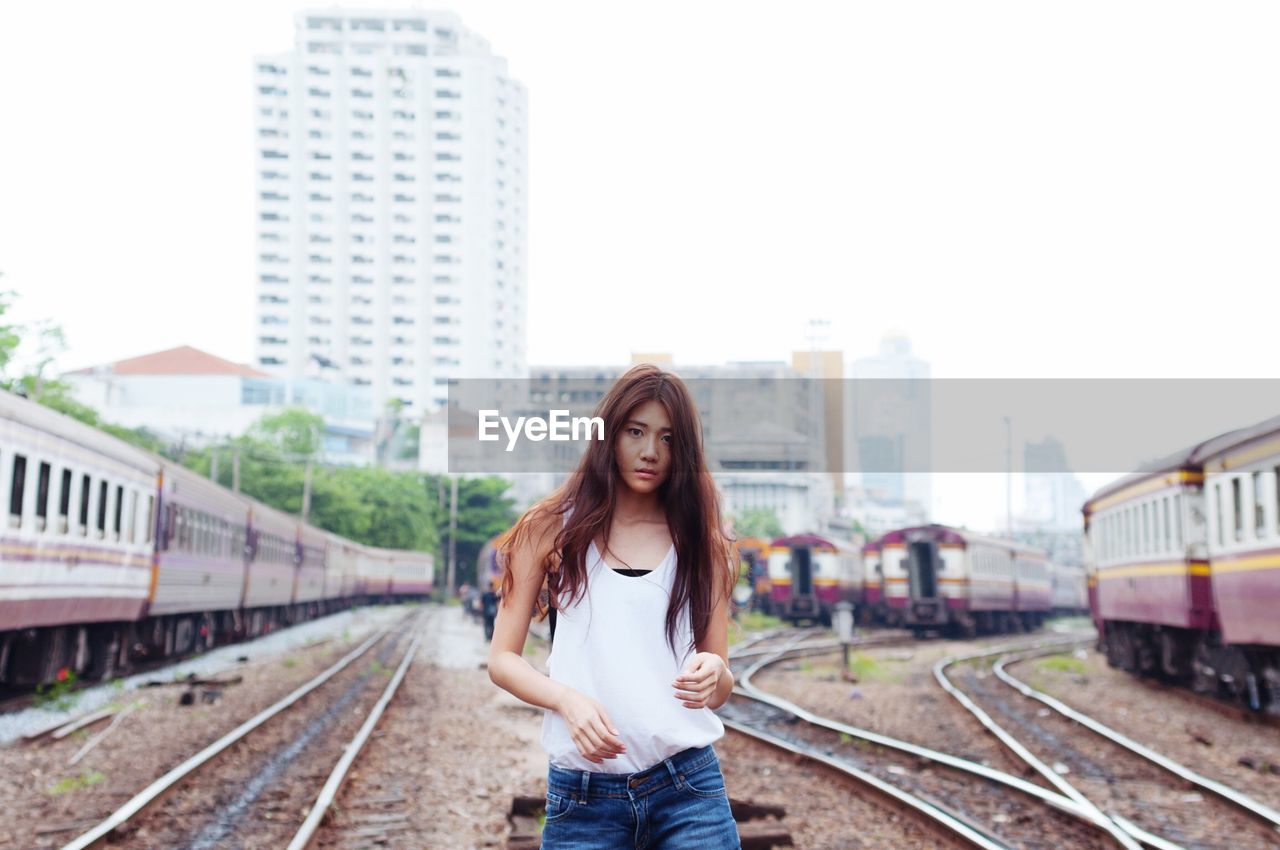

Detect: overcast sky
2,1,1277,527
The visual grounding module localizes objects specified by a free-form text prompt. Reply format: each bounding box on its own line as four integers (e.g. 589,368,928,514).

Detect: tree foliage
731,507,784,540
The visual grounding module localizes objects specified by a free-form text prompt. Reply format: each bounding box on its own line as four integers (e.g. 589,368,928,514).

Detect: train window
1231,477,1244,542
144,495,155,544
35,462,51,533
8,453,26,529
1139,503,1148,554
113,484,124,540
58,469,72,534
1174,494,1183,549
96,480,108,538
79,474,91,536
1275,466,1280,536
1162,498,1172,552
127,491,138,544
1253,472,1265,537
1152,500,1163,554
1214,484,1225,547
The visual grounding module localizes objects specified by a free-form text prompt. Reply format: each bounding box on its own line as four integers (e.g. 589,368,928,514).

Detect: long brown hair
497,363,734,655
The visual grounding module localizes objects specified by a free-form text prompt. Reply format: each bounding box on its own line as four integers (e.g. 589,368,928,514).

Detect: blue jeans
541,744,741,849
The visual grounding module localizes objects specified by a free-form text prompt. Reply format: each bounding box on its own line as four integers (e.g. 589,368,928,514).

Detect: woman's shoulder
506,498,565,559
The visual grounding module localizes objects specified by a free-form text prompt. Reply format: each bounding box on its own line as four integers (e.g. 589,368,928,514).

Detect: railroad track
721,630,1121,849
60,612,424,850
938,643,1280,850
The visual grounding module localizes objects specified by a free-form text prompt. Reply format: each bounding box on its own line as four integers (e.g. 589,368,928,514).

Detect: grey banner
441,378,1280,475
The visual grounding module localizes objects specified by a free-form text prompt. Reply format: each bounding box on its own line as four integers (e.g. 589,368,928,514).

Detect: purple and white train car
243,501,299,629
323,532,361,601
149,461,252,654
295,522,328,608
0,392,158,681
879,524,1050,635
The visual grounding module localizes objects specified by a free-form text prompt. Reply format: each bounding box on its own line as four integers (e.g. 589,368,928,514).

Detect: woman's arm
486,514,627,763
675,559,736,711
486,515,566,711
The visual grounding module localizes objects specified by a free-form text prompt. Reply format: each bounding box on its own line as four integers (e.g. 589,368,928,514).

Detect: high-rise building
845,334,932,517
252,10,527,417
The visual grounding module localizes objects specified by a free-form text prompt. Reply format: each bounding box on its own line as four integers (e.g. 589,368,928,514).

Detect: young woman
488,364,741,849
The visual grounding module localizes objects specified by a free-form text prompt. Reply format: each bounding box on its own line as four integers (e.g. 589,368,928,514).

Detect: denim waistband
547,745,718,800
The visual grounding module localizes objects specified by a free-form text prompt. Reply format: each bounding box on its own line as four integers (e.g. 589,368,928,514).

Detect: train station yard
2,605,1277,850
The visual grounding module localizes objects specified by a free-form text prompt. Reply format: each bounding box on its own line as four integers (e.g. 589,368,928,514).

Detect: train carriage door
792,547,813,597
907,540,938,600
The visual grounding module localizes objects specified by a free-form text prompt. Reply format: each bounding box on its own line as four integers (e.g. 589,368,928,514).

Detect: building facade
253,10,527,417
62,346,377,464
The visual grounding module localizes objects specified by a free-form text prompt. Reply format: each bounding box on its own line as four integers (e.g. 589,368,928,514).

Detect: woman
488,364,741,849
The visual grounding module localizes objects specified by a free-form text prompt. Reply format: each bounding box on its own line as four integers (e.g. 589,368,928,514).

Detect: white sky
2,1,1278,528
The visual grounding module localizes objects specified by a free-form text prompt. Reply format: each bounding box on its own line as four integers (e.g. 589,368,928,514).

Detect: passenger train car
1084,414,1280,710
733,537,772,613
1049,562,1088,614
878,525,1053,635
0,389,434,686
861,538,883,622
767,534,863,624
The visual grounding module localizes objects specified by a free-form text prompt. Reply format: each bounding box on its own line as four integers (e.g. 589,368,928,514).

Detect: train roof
1193,413,1280,469
0,387,160,473
769,533,860,553
879,524,1048,558
1084,412,1280,511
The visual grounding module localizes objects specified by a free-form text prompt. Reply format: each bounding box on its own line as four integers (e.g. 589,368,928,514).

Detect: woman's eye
629,427,642,437
662,435,672,443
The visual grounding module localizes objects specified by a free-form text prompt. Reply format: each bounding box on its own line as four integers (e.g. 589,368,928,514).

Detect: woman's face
614,399,673,494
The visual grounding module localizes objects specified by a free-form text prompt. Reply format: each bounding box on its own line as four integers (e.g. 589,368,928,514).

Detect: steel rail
994,646,1280,832
60,618,408,850
721,717,1014,850
934,640,1146,850
733,635,1104,825
286,625,424,850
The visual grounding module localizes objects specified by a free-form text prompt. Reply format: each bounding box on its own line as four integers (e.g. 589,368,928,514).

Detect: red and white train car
766,534,863,625
1086,414,1280,709
879,525,1051,635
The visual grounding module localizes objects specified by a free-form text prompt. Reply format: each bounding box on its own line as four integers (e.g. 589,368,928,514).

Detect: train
766,533,864,625
765,525,1087,633
734,536,772,613
878,525,1055,635
1084,413,1280,711
0,388,434,687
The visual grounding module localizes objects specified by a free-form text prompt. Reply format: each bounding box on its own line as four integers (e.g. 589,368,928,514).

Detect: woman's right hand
555,689,627,763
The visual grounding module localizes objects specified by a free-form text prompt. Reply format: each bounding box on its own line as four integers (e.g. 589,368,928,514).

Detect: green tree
732,507,784,540
248,408,325,457
438,476,518,589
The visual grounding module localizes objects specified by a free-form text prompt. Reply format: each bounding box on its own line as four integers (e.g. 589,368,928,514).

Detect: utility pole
1004,415,1013,537
446,475,459,598
232,446,241,493
302,458,313,522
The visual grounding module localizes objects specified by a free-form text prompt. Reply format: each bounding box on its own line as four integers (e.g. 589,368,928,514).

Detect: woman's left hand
673,652,725,709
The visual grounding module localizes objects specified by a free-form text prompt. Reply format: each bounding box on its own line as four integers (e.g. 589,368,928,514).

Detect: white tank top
540,538,725,773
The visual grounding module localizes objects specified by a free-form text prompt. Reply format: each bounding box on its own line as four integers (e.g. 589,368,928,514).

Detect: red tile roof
66,346,271,378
